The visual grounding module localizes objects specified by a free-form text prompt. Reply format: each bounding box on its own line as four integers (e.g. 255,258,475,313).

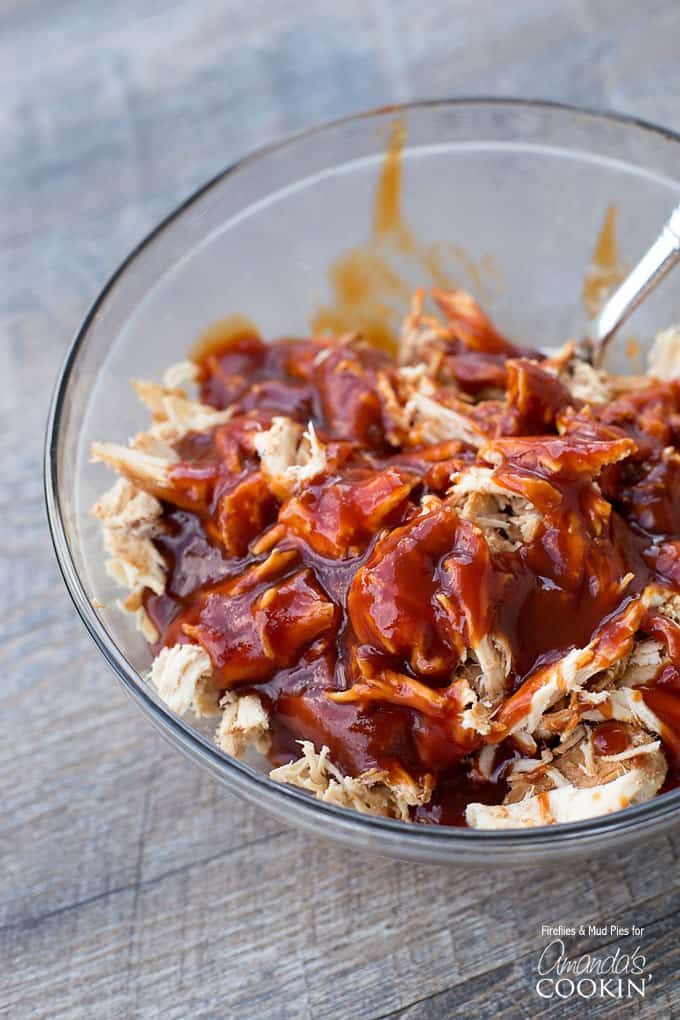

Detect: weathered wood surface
2,2,680,1017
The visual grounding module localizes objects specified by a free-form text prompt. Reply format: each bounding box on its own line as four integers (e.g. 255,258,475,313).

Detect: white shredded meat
449,466,541,553
467,723,666,829
216,692,271,757
466,767,662,829
648,325,680,380
91,478,165,641
162,359,200,389
91,442,177,493
507,639,624,740
270,741,433,821
405,390,487,448
620,640,666,687
543,343,612,403
91,478,162,534
132,380,233,445
561,358,612,403
149,644,220,717
102,528,165,594
470,633,512,703
580,687,664,734
253,416,327,498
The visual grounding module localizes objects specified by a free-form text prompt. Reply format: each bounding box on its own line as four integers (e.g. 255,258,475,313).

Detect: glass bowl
46,99,680,864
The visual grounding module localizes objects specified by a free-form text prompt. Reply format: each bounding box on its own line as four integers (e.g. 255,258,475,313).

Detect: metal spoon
586,202,680,366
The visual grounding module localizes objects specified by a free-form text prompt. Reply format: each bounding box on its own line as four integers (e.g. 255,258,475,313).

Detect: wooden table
3,2,680,1016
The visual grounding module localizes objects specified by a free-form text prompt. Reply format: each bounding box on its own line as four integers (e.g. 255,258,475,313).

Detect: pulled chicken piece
149,644,220,717
162,359,200,389
542,342,612,403
405,389,488,448
253,416,327,498
91,442,177,499
91,477,162,534
270,741,433,820
150,645,272,759
648,325,680,381
91,478,165,641
467,723,666,829
131,380,233,446
448,465,541,553
216,692,271,757
496,597,647,741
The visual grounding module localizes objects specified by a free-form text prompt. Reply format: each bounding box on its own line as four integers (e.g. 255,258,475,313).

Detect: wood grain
2,1,680,1017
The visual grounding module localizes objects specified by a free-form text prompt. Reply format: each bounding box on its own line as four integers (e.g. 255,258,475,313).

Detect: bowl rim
45,96,680,851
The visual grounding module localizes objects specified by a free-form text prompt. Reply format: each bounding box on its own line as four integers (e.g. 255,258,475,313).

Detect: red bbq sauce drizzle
592,721,631,756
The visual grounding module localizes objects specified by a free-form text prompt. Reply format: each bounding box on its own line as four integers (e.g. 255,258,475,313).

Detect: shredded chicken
151,643,272,758
102,528,165,599
473,743,498,780
374,371,412,444
91,365,228,493
648,325,680,380
399,322,441,367
515,724,662,792
468,723,666,828
580,687,664,734
449,466,541,552
544,343,612,403
270,741,433,821
471,633,512,703
91,478,165,640
505,646,605,738
405,390,487,448
561,357,612,404
132,381,233,445
653,587,680,626
497,598,645,743
455,655,504,736
620,639,666,687
253,417,327,498
91,442,177,495
90,290,680,830
91,477,162,534
398,288,447,365
216,692,270,757
460,694,495,737
467,768,662,829
163,359,200,389
149,644,220,717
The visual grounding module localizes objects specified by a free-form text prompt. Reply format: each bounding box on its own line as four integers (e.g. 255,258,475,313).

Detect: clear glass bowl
46,99,680,864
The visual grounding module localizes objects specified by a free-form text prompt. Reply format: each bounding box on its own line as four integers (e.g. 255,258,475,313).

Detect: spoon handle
591,202,680,364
